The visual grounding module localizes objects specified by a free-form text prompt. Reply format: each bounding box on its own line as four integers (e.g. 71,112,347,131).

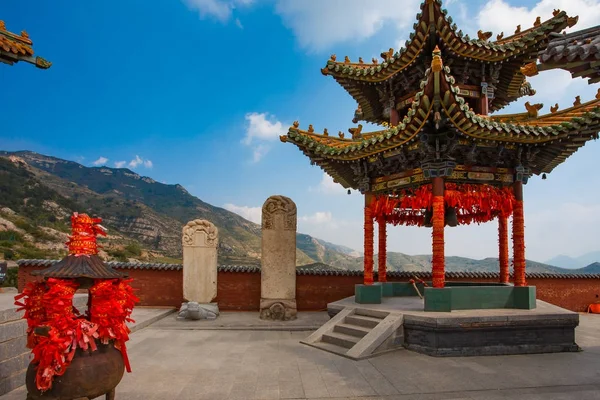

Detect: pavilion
281,0,600,309
0,20,51,69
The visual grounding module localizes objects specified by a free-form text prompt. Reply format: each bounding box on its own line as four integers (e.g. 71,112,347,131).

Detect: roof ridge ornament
477,30,492,41
525,102,543,118
431,45,443,72
520,62,539,77
567,16,579,27
550,104,559,113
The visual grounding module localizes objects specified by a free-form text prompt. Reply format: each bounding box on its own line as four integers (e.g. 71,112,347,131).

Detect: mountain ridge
1,150,596,275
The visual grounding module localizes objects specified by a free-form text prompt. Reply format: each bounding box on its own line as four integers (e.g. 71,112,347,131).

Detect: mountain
327,252,574,274
0,151,359,266
0,150,595,275
545,251,600,269
574,262,600,274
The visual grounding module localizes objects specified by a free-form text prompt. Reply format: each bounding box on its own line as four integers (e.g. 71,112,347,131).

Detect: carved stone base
260,299,297,321
177,302,219,320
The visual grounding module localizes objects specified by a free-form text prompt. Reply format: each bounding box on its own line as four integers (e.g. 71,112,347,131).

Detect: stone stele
260,195,297,321
182,219,218,304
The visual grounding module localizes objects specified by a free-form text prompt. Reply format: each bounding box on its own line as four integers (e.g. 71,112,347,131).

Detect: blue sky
1,0,600,263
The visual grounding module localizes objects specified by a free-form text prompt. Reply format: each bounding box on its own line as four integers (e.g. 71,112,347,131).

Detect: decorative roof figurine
0,20,51,69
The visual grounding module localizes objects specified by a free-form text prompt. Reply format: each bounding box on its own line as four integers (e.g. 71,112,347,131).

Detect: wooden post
431,177,445,288
512,181,526,286
390,107,400,126
378,216,387,282
498,215,509,283
364,193,374,285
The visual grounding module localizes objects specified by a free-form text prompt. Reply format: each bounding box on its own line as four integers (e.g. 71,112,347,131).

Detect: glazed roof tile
537,25,600,84
16,259,600,279
0,20,51,68
322,2,573,82
283,52,600,175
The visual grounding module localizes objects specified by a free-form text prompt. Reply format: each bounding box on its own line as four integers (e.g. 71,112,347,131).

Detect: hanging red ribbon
370,183,515,226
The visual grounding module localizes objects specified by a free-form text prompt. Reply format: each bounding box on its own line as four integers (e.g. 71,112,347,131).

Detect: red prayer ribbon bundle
15,278,138,391
66,213,106,256
90,279,139,372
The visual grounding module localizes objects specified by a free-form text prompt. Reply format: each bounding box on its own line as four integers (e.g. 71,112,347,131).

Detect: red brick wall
215,272,261,311
17,264,600,312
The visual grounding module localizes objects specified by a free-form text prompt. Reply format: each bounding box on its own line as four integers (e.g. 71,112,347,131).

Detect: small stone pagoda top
0,20,51,69
320,0,578,124
32,213,122,279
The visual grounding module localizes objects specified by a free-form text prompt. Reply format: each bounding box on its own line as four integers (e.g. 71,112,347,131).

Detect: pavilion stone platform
301,295,579,360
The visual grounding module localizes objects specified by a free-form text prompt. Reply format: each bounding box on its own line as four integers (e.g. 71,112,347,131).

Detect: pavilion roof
521,25,600,84
320,0,578,123
282,49,600,188
0,20,51,69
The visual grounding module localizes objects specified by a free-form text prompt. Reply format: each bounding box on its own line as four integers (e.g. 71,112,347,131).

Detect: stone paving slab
1,314,599,400
152,311,330,331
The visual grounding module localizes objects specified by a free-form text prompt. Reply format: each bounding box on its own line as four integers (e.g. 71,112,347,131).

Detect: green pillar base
424,287,452,312
355,284,383,304
374,282,394,297
513,286,536,309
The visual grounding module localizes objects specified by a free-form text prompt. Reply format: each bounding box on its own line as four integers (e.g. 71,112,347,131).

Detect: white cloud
300,211,333,225
235,18,243,29
92,156,108,166
183,0,254,23
310,173,346,195
243,112,285,145
223,203,262,224
477,0,600,37
252,144,270,163
125,155,154,169
242,112,286,163
129,155,143,168
114,161,126,168
274,0,421,51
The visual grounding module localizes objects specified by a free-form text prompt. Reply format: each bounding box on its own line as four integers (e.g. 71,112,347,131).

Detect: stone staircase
301,307,404,360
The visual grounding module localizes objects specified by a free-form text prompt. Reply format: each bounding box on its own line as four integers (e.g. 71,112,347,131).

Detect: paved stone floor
2,313,600,399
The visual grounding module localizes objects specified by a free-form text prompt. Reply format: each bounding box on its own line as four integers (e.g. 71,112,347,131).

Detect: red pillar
364,193,374,285
378,217,387,282
431,177,445,288
512,181,526,286
498,215,509,283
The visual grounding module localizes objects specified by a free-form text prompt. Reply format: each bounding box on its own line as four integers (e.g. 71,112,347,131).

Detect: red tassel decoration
432,196,445,288
498,216,509,283
512,200,526,286
378,217,387,282
364,206,374,285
